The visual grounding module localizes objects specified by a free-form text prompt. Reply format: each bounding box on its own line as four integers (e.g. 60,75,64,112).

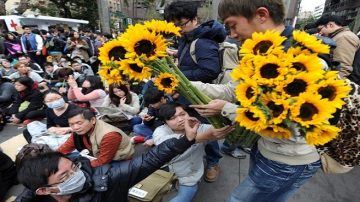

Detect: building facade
314,4,325,19
323,0,360,32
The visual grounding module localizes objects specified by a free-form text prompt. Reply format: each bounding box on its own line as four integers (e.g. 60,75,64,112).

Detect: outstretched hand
210,125,235,139
190,99,229,117
184,117,200,141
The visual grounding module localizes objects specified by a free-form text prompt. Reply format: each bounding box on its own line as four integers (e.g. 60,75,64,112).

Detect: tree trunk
0,0,6,15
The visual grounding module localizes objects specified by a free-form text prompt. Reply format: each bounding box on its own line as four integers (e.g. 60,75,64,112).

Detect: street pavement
1,124,359,202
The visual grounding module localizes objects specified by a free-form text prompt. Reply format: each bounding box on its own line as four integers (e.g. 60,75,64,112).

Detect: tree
0,0,6,15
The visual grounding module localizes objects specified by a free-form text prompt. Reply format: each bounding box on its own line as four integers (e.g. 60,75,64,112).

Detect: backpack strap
189,39,199,64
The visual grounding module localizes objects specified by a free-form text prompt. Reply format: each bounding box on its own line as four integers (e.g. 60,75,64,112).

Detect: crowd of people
0,0,360,201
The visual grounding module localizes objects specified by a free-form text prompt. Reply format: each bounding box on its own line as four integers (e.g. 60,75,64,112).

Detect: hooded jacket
177,20,226,83
16,136,195,202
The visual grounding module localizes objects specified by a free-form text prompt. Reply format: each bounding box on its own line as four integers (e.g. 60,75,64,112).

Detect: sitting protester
0,59,16,77
17,55,44,76
23,90,78,143
67,75,106,108
101,83,142,130
0,149,17,201
43,62,60,87
57,108,134,167
4,77,45,125
153,103,234,202
0,72,18,109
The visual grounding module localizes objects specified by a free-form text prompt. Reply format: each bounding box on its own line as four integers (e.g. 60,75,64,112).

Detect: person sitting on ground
4,77,45,125
65,31,90,62
67,75,107,108
17,54,44,76
15,118,206,202
153,103,234,202
23,90,78,143
8,62,48,92
71,59,94,84
0,72,18,109
3,32,23,59
133,87,171,146
0,59,16,76
57,108,134,167
0,149,18,202
43,62,61,88
101,83,142,131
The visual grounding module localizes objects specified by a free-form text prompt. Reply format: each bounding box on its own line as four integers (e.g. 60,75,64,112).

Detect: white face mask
47,98,66,109
55,169,86,195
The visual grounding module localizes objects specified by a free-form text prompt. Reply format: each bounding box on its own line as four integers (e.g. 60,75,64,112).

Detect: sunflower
253,55,288,86
308,79,351,109
281,73,320,98
240,30,286,56
107,69,125,85
288,53,324,74
235,78,261,107
287,47,312,56
323,71,339,81
231,56,255,81
292,30,330,54
143,20,181,38
120,28,167,61
261,93,290,124
258,124,292,139
120,60,152,81
154,73,179,94
98,39,127,65
305,125,341,145
235,106,268,132
98,65,112,80
290,93,335,127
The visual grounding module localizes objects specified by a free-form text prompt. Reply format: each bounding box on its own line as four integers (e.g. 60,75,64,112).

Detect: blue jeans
205,140,222,168
133,123,153,140
227,146,321,202
170,184,198,202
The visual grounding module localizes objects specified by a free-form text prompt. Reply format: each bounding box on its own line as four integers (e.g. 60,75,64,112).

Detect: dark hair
143,87,165,106
44,89,65,100
15,77,34,91
57,68,74,79
17,152,65,191
4,32,19,41
218,0,285,25
82,76,104,94
71,60,81,65
40,29,48,35
31,29,41,35
44,62,53,67
15,143,53,169
67,107,96,120
315,15,347,27
22,25,31,29
69,31,80,41
158,103,184,121
164,1,198,22
109,83,132,106
18,54,29,60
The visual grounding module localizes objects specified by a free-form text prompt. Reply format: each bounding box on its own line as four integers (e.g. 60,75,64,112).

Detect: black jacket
16,136,195,202
7,89,44,120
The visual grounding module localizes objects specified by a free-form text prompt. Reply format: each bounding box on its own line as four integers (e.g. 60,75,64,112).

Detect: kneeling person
57,108,134,167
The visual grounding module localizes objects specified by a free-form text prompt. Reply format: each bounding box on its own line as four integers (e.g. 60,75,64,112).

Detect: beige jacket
331,27,360,78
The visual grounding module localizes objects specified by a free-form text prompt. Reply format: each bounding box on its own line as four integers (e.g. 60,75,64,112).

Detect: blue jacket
20,33,38,51
177,20,226,83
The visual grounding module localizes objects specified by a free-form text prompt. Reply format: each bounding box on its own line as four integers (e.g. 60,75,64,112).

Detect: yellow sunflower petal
261,92,290,124
154,73,179,94
252,54,289,86
306,125,340,145
98,39,127,65
288,53,324,74
235,78,261,107
292,30,330,54
280,72,322,98
258,124,292,139
120,60,152,81
235,106,268,132
143,20,181,37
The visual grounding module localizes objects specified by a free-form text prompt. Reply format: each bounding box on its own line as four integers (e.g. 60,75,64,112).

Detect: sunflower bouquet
98,20,244,144
232,30,351,145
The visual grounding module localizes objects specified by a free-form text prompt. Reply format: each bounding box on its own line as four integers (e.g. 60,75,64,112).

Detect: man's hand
190,99,229,117
184,117,200,141
166,48,178,56
36,51,41,56
209,125,235,139
143,114,154,122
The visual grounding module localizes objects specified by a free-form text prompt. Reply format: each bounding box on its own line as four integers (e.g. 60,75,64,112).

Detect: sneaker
204,165,220,183
230,148,247,159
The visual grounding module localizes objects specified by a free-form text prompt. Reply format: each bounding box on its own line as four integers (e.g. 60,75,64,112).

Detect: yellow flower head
98,65,112,80
324,71,339,81
235,78,261,107
288,53,324,74
240,30,286,56
98,66,125,85
290,93,335,127
309,79,351,109
258,124,292,139
253,55,288,86
154,73,179,94
306,125,341,146
46,56,53,62
120,28,167,61
261,92,290,124
120,60,152,81
143,20,181,38
287,47,312,56
235,106,268,132
292,30,330,54
281,73,320,98
231,56,255,81
98,39,127,65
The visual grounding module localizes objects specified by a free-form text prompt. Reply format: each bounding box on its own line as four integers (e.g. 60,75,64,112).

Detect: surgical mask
55,169,86,195
46,98,66,109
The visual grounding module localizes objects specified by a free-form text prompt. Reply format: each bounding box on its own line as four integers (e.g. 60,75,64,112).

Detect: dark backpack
347,48,360,85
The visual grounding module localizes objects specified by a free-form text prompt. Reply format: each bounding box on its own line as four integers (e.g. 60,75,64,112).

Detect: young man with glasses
316,15,360,80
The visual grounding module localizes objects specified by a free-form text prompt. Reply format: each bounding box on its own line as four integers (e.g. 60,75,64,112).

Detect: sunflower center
245,111,259,121
260,64,280,79
134,40,156,57
284,79,307,96
253,40,273,54
299,102,319,121
292,62,306,71
318,86,336,100
129,64,143,73
246,87,255,99
160,77,173,88
267,101,284,118
108,46,126,61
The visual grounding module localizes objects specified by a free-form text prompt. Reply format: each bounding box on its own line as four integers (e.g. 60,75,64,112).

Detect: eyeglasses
175,19,191,27
47,162,82,187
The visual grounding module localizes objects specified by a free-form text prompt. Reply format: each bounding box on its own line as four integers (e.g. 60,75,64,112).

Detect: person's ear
35,187,51,195
255,7,270,23
90,117,96,125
